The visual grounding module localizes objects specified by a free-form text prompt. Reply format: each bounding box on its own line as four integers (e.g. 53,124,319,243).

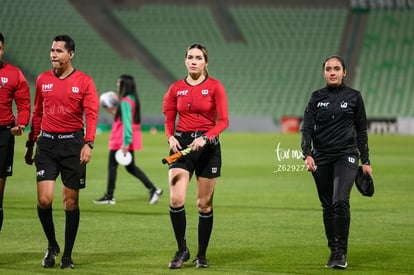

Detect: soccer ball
100,91,118,108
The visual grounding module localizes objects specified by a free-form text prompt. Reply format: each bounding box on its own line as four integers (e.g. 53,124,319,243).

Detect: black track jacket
301,84,370,165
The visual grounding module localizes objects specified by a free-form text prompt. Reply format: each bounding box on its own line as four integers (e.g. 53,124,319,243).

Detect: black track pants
312,154,358,254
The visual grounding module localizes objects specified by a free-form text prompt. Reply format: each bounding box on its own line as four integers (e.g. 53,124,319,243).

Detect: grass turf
0,132,413,274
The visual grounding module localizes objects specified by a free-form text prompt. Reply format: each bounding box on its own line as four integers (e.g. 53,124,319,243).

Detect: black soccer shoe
93,194,115,205
193,256,208,268
332,253,348,269
148,188,163,205
42,246,60,268
325,253,335,268
60,256,74,269
168,248,190,269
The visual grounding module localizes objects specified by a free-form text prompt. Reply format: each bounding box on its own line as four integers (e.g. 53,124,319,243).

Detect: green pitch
0,132,413,274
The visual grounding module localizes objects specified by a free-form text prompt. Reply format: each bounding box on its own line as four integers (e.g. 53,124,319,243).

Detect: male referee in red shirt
0,33,31,232
25,35,99,269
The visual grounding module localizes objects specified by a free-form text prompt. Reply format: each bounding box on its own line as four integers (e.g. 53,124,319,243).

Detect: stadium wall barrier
226,116,280,132
96,115,414,135
367,117,414,135
397,117,414,135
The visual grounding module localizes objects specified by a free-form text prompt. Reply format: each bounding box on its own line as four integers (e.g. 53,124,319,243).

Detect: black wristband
85,141,94,149
26,141,34,148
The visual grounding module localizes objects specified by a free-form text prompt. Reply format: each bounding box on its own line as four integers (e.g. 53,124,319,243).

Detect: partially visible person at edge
94,74,163,205
301,55,373,269
24,35,99,269
163,43,229,269
0,33,31,232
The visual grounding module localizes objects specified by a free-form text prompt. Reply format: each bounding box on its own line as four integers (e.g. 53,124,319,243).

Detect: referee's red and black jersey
0,62,31,127
163,77,229,141
28,69,99,143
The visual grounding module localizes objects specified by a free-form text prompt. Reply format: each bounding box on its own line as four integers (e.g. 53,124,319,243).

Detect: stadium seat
2,1,412,118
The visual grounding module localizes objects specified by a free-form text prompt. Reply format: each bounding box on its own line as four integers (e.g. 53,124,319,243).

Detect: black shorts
35,130,86,190
168,131,222,178
0,124,15,178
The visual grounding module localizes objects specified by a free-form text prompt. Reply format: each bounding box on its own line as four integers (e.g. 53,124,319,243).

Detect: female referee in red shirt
163,43,229,269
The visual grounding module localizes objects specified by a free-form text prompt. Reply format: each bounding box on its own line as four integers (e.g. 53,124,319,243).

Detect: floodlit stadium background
1,0,413,133
1,1,414,274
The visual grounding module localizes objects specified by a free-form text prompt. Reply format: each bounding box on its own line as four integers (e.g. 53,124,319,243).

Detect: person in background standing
94,74,162,205
25,34,99,269
163,43,229,269
0,32,31,232
301,55,373,269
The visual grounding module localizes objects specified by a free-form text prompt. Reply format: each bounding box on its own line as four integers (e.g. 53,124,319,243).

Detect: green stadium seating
354,9,414,117
0,0,165,116
113,6,348,117
2,1,412,118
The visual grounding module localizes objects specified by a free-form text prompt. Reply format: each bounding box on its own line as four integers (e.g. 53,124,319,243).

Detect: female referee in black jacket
301,55,373,269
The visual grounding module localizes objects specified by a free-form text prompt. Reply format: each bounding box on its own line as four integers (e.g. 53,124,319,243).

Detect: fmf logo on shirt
37,170,46,177
72,87,79,94
317,102,330,109
177,90,188,97
42,84,53,93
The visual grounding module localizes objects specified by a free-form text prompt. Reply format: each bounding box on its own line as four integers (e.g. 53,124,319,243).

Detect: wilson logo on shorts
348,157,356,164
212,167,217,174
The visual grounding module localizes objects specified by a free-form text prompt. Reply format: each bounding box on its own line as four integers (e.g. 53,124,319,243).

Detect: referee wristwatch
85,141,94,149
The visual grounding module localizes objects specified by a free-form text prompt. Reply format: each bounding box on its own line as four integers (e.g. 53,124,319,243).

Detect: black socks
197,210,213,257
37,206,58,248
63,208,80,258
37,206,80,258
170,205,187,251
169,205,214,258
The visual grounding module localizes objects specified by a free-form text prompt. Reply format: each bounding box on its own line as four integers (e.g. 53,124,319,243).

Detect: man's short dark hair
0,33,4,44
53,35,75,52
